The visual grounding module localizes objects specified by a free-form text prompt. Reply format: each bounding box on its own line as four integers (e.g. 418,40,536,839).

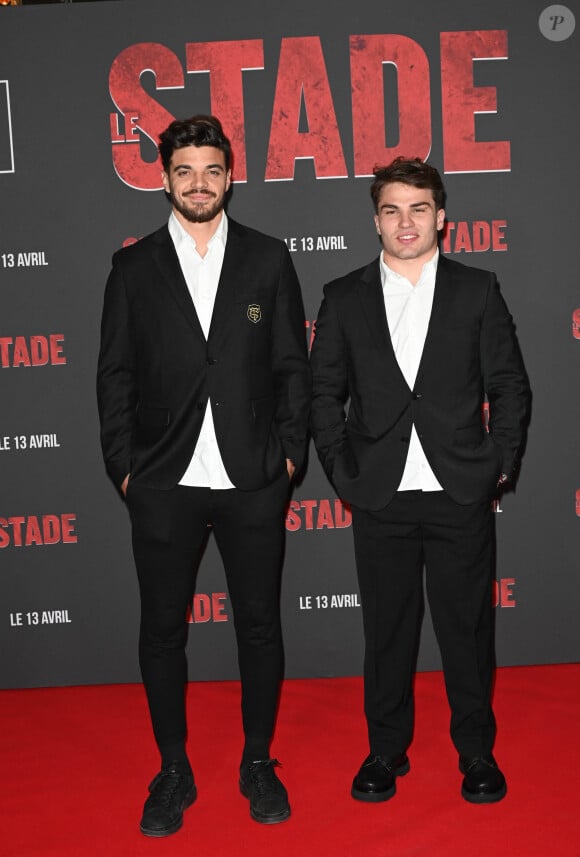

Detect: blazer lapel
358,258,416,408
207,219,246,343
150,225,206,341
358,259,391,352
415,254,456,387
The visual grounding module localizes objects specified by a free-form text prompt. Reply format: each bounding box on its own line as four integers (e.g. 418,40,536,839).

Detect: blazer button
207,358,217,365
412,392,422,400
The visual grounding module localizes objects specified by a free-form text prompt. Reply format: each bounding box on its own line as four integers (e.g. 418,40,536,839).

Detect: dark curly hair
158,115,232,172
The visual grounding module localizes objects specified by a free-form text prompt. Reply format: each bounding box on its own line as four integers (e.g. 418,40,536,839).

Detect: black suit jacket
310,254,530,510
97,218,311,492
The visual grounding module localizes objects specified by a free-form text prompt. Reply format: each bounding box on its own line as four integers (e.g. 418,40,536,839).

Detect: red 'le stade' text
186,593,229,624
493,578,515,608
109,31,509,189
0,514,77,548
442,220,507,254
0,335,66,368
286,499,352,532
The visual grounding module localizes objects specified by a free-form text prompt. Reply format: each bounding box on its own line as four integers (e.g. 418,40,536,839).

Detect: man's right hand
121,474,130,496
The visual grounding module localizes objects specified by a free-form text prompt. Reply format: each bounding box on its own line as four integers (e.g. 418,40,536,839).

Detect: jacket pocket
250,395,274,420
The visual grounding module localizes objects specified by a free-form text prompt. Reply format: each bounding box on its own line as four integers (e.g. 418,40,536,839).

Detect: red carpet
2,664,578,857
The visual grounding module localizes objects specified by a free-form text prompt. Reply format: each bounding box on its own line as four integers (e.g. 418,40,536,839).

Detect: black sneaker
140,763,197,837
239,759,291,824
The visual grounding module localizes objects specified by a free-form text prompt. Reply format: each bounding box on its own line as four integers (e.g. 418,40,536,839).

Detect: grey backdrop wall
1,0,579,688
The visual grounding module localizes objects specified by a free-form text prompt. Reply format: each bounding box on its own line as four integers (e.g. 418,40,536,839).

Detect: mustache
183,189,216,198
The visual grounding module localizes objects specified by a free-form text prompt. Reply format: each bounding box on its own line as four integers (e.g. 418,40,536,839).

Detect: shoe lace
246,759,280,796
374,756,395,773
150,768,184,807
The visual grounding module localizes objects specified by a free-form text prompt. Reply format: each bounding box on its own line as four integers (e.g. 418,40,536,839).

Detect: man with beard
97,116,310,836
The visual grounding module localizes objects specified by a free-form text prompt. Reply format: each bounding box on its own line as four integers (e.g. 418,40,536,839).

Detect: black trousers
352,490,496,759
126,470,289,762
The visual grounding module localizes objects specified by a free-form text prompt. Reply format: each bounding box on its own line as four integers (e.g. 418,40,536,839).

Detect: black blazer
310,254,530,510
97,218,311,492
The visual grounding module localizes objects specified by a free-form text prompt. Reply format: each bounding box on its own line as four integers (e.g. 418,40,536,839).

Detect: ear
374,214,380,235
161,171,170,193
436,208,445,231
225,169,232,192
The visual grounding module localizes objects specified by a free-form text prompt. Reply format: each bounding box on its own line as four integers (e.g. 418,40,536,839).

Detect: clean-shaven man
310,157,529,805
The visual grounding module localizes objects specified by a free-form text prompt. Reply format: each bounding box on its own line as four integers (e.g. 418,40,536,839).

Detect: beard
171,190,225,224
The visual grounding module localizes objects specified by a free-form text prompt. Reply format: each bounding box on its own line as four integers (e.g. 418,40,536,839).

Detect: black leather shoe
459,754,507,804
140,763,197,837
240,759,291,824
351,753,410,802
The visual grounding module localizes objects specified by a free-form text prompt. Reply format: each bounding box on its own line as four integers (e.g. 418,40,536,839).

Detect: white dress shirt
168,210,235,489
380,249,443,492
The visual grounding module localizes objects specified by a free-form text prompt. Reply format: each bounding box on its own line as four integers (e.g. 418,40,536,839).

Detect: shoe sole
461,783,507,804
139,786,197,837
249,806,291,824
351,758,411,803
239,782,291,824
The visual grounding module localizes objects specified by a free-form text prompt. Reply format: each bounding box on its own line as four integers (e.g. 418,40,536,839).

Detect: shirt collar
168,209,228,252
380,247,439,289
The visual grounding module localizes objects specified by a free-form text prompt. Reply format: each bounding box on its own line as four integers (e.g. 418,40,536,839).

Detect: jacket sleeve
96,254,138,489
480,276,531,479
270,244,312,473
309,284,350,478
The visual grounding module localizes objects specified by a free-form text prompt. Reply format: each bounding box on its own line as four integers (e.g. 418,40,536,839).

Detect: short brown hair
370,157,445,212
